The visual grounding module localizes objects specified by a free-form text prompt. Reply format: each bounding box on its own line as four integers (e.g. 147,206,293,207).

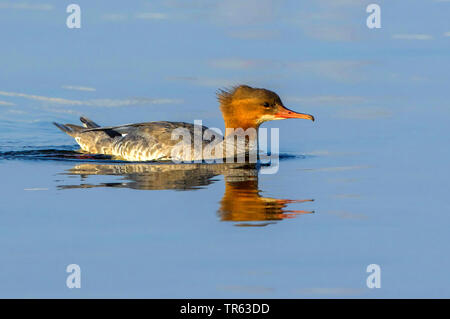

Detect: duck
53,85,314,162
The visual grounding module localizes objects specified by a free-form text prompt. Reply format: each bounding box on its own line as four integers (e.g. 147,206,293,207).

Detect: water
1,0,450,298
1,115,449,298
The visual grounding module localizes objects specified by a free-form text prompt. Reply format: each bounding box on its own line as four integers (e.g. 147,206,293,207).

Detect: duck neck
222,118,259,161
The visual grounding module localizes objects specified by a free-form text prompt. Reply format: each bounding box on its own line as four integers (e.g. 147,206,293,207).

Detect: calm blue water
1,0,449,298
1,106,449,298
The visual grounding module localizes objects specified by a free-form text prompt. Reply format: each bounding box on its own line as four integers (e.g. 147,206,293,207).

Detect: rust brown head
217,85,314,130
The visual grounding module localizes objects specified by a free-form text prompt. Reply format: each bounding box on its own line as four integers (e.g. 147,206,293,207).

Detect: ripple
0,147,308,163
0,147,114,162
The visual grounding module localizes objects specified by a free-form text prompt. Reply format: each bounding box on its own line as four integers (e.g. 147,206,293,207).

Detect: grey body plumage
54,117,219,161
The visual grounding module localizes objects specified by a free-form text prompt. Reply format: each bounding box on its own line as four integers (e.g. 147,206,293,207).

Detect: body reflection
60,162,314,226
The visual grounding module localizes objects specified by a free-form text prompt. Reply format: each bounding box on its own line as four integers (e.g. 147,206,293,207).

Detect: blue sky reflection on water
0,0,449,298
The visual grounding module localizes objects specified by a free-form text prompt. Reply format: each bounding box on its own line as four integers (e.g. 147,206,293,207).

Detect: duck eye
263,102,271,108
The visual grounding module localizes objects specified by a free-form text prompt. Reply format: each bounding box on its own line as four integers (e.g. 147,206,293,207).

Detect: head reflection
60,162,314,226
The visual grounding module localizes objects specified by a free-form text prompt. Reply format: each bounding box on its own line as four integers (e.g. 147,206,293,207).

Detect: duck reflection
59,162,314,226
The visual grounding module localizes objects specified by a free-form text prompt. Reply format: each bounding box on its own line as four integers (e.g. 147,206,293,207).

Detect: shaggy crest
216,85,252,105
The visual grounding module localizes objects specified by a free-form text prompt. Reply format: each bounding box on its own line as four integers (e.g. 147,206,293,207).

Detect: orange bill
275,105,315,121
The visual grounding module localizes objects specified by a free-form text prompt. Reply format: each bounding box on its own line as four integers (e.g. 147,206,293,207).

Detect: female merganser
53,85,314,162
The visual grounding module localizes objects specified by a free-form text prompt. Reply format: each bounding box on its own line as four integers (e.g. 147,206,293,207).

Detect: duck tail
53,122,80,137
54,116,102,137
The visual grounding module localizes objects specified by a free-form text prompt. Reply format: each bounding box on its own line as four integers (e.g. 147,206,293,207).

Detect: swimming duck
53,85,314,162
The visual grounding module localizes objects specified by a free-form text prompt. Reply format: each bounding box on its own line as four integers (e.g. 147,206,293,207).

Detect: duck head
217,85,315,130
